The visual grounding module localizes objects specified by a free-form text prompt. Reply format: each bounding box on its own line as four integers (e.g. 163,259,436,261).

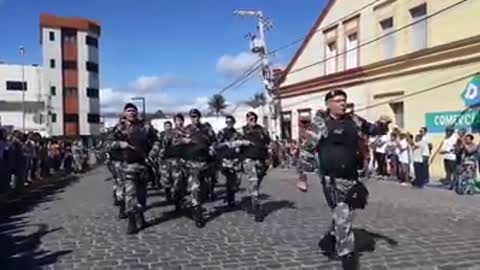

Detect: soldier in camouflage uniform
158,121,173,195
183,109,216,228
216,115,246,208
241,111,271,222
160,114,189,211
108,103,161,234
306,90,390,270
105,125,125,208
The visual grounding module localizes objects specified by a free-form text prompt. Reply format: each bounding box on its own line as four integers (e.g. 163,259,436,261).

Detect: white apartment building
0,14,101,137
0,64,52,136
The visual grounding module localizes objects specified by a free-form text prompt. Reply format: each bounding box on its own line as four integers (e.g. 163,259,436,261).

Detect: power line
269,0,384,55
218,61,262,95
355,71,479,113
284,0,468,76
282,70,479,114
215,59,261,95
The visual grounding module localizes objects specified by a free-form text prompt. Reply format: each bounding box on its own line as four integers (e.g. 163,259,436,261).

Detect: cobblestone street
1,167,480,270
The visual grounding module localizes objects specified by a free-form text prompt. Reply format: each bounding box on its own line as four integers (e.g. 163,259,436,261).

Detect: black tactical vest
318,115,360,180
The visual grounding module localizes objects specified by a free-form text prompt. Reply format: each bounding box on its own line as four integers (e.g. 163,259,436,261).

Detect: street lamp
19,46,26,132
131,97,146,120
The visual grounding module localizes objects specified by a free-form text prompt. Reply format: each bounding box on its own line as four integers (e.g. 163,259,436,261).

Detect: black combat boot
136,212,147,230
341,253,359,270
225,191,236,209
118,202,127,219
126,213,137,234
165,188,172,203
113,191,120,206
251,197,264,222
192,206,205,228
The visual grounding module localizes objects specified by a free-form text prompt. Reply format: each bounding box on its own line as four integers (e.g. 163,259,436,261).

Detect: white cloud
133,74,180,93
216,51,259,78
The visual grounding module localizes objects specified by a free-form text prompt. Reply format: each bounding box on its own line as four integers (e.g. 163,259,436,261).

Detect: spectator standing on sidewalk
412,134,427,188
397,132,410,186
419,127,432,183
440,126,458,187
0,129,13,194
373,134,389,179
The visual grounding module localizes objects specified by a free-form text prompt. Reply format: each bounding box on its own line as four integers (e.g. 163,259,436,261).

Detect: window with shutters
64,114,79,122
323,27,338,75
63,60,77,70
87,88,99,98
51,113,57,123
64,88,78,97
390,102,404,129
88,114,100,123
343,16,360,70
6,81,27,91
345,32,359,69
410,3,427,51
86,61,98,73
86,36,98,48
50,86,56,96
380,17,395,59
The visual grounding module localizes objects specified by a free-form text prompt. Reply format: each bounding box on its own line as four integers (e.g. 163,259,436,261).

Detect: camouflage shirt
107,118,161,163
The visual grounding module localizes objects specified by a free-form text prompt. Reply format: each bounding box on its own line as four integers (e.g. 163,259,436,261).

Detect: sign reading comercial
425,75,480,133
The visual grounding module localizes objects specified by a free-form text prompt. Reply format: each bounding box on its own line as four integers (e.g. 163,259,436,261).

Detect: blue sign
462,75,480,107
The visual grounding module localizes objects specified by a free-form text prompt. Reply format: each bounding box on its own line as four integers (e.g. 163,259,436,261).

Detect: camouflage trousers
243,158,268,200
185,161,209,207
120,162,148,214
110,161,124,200
160,159,187,195
221,158,242,194
321,176,356,257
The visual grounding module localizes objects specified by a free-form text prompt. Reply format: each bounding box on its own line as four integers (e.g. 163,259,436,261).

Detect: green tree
208,94,227,117
246,92,267,108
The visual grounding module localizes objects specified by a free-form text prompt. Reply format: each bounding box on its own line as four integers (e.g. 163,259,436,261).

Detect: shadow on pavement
205,194,296,224
0,174,79,270
319,227,398,263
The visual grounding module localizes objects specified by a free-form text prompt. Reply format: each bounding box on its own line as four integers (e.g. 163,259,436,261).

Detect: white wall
0,64,51,133
78,31,101,136
42,27,63,136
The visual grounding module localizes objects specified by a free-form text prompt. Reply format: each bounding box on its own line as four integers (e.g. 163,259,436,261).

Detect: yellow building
277,0,480,178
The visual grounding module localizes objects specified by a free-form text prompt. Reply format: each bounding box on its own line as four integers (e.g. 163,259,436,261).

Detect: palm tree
208,94,227,117
246,92,267,108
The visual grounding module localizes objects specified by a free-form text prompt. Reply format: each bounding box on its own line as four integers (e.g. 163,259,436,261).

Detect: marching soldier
108,103,161,234
307,89,390,270
157,121,173,193
160,114,189,211
183,109,216,228
216,115,244,208
241,111,271,222
105,125,125,210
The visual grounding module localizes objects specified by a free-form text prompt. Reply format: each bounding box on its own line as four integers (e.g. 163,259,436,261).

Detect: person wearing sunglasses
216,115,244,208
307,89,391,270
160,113,190,212
107,103,161,234
241,111,271,222
183,108,217,228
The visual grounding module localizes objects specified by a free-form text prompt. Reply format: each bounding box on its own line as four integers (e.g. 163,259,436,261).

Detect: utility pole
233,9,279,137
20,46,26,132
131,97,146,120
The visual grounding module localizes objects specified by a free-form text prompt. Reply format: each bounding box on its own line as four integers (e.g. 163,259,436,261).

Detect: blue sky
0,0,326,113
